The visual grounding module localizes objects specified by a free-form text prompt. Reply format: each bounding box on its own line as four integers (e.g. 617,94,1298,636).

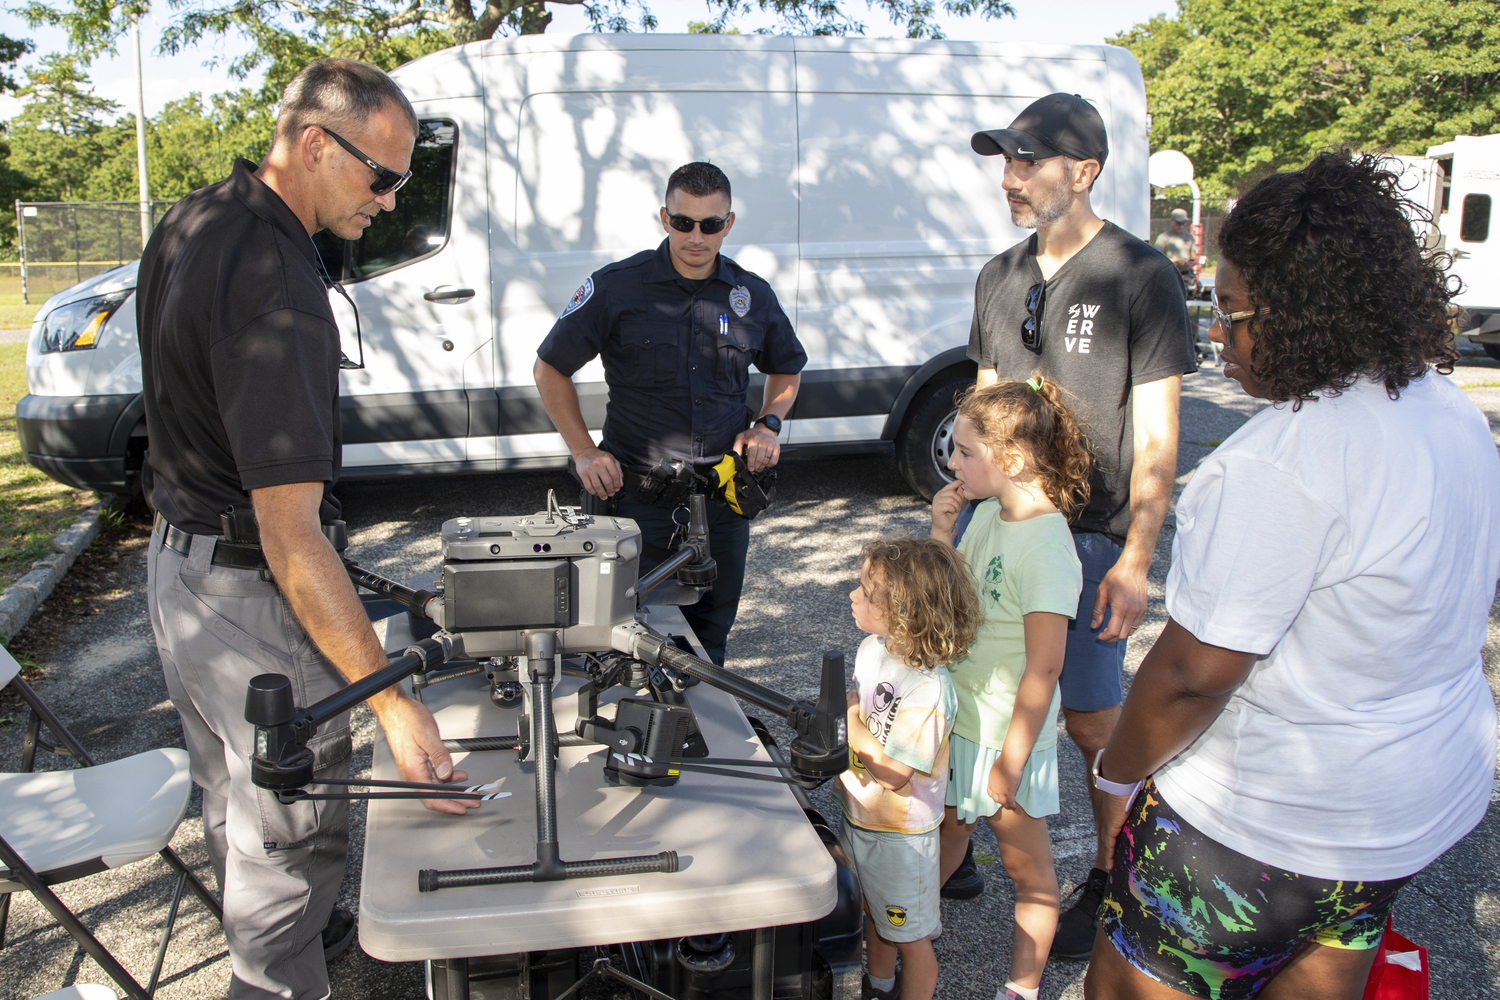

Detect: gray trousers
147,525,352,1000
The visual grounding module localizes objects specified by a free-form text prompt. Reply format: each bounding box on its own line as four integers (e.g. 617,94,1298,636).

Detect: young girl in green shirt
929,376,1091,1000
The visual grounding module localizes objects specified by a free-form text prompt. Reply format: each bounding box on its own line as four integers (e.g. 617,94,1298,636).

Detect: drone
244,489,850,893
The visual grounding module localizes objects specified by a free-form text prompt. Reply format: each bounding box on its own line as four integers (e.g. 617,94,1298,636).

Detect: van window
312,120,458,282
1461,193,1491,243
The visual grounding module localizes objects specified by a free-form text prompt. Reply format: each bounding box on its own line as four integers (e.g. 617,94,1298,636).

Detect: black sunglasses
1022,280,1046,351
666,212,731,235
317,125,412,195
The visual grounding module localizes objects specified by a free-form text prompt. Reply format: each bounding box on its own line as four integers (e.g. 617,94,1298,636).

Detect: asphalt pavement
2,361,1499,999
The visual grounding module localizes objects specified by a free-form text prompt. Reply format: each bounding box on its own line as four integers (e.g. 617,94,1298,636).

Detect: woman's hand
985,755,1022,811
1095,787,1137,872
930,480,966,543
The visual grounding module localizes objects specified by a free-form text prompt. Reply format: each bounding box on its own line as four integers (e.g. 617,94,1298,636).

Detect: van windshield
311,120,458,282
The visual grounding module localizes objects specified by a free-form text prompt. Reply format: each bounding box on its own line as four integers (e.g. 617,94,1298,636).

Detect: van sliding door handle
424,288,475,301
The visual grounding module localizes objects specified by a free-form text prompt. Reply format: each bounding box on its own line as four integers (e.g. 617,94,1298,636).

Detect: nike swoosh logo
1018,148,1034,155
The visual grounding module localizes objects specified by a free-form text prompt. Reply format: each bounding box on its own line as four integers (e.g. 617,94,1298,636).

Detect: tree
1112,0,1500,195
16,0,1014,108
0,34,35,257
7,54,119,201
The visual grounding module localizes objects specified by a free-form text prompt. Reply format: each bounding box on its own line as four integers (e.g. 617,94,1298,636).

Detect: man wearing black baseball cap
935,93,1195,969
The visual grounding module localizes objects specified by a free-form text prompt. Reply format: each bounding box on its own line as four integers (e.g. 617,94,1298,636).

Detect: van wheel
896,375,972,500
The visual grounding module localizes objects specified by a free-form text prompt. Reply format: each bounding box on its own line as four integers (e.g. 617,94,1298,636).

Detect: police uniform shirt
967,222,1196,544
537,240,807,467
136,158,344,535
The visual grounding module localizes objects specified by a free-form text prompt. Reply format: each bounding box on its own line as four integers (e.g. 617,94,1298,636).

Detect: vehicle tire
1484,343,1500,362
895,374,972,500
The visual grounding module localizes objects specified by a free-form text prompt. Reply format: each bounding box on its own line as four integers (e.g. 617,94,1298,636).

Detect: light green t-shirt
950,500,1083,750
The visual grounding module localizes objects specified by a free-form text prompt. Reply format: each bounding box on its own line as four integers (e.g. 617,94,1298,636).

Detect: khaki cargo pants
147,524,352,1000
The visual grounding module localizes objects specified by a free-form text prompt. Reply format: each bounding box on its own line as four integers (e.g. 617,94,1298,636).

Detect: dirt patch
0,494,152,719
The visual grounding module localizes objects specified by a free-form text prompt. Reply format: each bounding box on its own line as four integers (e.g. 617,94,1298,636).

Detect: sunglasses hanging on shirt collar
310,238,365,370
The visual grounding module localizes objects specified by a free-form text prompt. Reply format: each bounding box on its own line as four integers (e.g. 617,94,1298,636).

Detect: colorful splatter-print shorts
1099,781,1411,999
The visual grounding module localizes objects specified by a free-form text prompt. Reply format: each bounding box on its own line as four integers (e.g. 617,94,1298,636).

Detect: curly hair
1217,150,1457,405
955,376,1093,517
860,537,982,670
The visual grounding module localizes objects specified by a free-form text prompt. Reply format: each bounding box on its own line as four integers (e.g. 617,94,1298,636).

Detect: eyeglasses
666,213,731,235
1209,289,1269,334
1021,281,1046,351
316,125,412,195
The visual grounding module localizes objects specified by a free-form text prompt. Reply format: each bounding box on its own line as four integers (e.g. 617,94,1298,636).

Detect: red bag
1362,915,1429,1000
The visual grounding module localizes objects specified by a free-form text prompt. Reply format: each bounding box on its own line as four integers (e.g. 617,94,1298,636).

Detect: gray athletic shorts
837,819,941,943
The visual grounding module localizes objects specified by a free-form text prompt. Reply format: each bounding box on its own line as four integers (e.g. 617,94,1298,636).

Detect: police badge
559,277,594,318
729,285,751,317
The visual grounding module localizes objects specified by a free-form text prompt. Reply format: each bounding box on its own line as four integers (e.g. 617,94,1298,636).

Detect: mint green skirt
944,733,1059,822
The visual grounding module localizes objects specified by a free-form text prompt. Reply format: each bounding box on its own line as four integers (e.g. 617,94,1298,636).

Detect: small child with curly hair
837,536,983,1000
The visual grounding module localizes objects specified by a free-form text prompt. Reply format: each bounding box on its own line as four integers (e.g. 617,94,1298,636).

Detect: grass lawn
0,292,41,331
0,342,100,592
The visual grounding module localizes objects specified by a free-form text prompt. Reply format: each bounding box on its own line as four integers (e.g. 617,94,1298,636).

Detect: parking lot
2,364,1499,999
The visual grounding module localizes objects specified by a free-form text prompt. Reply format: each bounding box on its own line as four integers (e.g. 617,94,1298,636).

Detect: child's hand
986,755,1023,811
930,480,966,543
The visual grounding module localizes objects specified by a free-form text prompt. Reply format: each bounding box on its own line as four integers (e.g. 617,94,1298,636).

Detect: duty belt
154,512,348,571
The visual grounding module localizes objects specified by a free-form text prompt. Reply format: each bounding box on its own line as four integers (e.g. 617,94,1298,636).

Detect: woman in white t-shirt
1084,151,1500,1000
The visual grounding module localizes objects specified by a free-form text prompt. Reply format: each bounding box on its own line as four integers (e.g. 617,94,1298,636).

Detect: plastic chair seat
0,749,191,878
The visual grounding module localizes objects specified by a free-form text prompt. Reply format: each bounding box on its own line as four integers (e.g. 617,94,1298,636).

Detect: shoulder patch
729,285,751,318
560,278,594,319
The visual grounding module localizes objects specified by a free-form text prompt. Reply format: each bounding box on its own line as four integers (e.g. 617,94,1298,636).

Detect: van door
313,98,494,475
1442,135,1500,314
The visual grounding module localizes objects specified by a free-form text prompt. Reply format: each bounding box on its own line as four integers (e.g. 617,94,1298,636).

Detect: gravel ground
3,360,1500,999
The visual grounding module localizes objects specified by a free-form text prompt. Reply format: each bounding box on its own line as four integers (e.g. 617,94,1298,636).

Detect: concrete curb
0,494,122,642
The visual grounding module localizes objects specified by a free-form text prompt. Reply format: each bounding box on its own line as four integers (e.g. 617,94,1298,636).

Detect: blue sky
0,0,1173,121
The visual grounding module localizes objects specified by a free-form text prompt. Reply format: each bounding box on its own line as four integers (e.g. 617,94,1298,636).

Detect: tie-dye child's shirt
836,634,956,834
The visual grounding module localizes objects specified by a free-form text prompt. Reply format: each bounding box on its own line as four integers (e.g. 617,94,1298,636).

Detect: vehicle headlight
38,291,130,353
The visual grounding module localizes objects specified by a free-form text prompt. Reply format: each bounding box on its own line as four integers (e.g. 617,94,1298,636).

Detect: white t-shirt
1156,372,1500,881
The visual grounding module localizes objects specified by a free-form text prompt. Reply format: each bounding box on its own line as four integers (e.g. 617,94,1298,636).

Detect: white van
17,34,1150,499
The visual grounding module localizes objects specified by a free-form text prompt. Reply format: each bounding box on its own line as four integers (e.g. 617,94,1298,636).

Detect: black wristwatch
753,413,783,434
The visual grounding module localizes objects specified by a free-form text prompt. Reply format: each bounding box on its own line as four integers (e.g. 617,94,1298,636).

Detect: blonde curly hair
860,537,982,670
956,375,1093,518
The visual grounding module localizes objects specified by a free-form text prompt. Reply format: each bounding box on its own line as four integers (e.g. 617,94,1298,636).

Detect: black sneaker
861,968,901,1000
322,907,358,962
1050,867,1109,960
940,838,984,900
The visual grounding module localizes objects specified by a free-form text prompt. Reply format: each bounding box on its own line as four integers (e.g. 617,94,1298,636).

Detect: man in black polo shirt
139,60,478,1000
533,162,806,666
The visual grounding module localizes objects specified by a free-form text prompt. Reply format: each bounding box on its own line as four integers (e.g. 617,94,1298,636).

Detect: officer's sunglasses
317,125,412,195
1021,280,1046,352
666,212,731,235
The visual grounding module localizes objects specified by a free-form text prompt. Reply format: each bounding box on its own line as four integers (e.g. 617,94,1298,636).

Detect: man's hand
372,692,478,815
576,446,623,499
732,424,781,472
930,480,966,543
1092,554,1148,642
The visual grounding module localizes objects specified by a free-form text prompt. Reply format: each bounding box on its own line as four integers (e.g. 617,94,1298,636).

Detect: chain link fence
12,200,177,304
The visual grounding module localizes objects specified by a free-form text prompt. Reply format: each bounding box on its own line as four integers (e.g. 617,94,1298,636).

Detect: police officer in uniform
139,60,479,1000
534,162,806,666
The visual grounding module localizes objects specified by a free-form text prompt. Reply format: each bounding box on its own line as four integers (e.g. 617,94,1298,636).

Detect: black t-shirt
967,222,1196,544
537,240,806,467
136,159,343,535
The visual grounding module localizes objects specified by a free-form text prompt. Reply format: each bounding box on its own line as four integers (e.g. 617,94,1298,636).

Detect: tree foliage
1112,0,1500,196
15,0,1014,108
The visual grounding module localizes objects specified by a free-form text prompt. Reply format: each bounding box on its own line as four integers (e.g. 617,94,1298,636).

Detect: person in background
1152,208,1196,297
1087,150,1500,999
954,94,1196,962
838,537,980,1000
930,377,1092,1000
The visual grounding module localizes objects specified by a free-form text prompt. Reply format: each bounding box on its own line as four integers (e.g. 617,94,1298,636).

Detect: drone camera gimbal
244,490,850,890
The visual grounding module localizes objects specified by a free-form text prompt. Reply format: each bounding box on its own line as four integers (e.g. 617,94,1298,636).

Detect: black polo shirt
136,158,343,535
537,240,806,467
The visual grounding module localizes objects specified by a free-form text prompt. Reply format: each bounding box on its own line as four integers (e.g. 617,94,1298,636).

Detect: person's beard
1009,172,1074,229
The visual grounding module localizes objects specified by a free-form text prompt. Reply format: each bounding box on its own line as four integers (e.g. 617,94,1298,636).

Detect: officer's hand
930,480,966,543
733,424,781,472
576,447,623,499
376,695,480,815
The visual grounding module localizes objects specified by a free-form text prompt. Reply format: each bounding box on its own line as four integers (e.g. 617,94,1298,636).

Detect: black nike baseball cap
972,93,1109,167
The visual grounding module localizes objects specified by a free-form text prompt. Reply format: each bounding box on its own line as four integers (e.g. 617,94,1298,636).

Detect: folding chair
0,644,222,1000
